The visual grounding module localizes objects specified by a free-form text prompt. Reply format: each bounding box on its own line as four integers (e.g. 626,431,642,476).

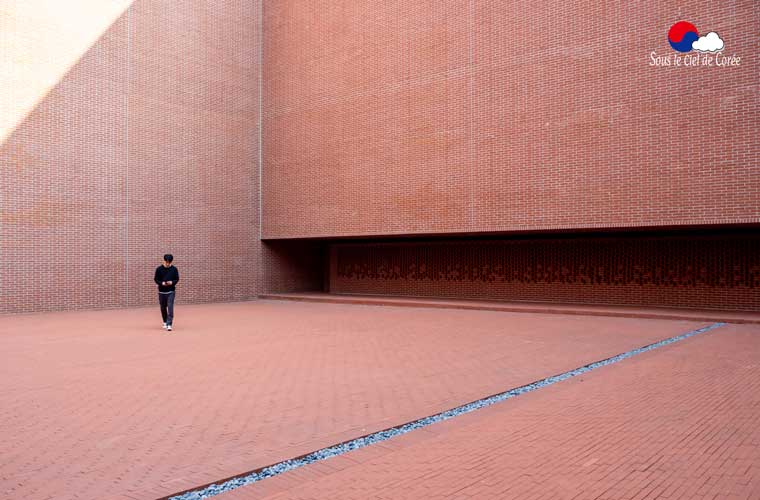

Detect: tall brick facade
262,1,758,239
260,1,759,311
1,1,262,313
2,1,759,313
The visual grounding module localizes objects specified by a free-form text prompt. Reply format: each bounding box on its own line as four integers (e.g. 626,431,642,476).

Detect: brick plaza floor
1,300,757,499
220,323,760,500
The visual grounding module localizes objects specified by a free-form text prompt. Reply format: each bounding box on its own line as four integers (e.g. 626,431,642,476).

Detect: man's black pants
159,291,175,326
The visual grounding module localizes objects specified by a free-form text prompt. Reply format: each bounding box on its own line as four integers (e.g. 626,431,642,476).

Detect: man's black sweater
154,265,180,293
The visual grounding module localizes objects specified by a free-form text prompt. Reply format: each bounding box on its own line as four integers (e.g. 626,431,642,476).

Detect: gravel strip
170,322,726,500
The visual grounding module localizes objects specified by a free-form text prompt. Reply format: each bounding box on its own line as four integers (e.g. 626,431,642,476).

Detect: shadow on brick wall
262,240,327,294
0,1,261,313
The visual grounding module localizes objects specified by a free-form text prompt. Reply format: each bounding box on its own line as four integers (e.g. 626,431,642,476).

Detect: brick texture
0,301,711,499
262,1,759,239
262,240,327,293
3,1,759,314
0,1,262,314
219,323,760,500
329,232,760,311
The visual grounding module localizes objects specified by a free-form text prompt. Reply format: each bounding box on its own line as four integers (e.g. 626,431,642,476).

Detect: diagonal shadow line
1,0,262,313
0,1,135,147
0,3,134,311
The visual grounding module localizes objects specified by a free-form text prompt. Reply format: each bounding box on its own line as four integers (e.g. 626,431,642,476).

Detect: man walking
154,254,180,331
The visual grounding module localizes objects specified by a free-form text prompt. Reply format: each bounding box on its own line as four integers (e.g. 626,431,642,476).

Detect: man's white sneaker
163,323,168,329
167,325,172,331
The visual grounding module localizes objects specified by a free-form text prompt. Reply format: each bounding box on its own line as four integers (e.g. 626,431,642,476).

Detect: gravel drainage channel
167,322,726,500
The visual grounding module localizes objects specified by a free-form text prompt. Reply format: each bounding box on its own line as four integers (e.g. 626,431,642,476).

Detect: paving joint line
166,322,726,500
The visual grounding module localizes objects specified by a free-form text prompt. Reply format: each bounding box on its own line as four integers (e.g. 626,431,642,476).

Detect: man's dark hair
164,254,174,263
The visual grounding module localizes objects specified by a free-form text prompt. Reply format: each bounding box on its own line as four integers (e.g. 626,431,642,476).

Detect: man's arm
172,268,179,285
154,267,162,286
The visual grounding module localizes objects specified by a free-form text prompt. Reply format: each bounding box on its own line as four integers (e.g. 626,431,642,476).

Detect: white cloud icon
692,32,724,52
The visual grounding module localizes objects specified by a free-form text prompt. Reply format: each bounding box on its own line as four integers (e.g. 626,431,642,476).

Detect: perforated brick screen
330,234,760,311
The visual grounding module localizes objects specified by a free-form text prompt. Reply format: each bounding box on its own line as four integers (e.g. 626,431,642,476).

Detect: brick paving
0,300,708,499
219,323,760,500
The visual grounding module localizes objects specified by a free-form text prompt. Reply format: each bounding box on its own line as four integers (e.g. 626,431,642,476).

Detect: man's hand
162,281,166,286
166,281,173,286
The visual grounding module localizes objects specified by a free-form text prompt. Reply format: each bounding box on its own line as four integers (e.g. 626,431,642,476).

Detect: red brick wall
3,2,759,314
329,233,760,311
262,240,326,293
262,1,759,239
0,1,261,314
